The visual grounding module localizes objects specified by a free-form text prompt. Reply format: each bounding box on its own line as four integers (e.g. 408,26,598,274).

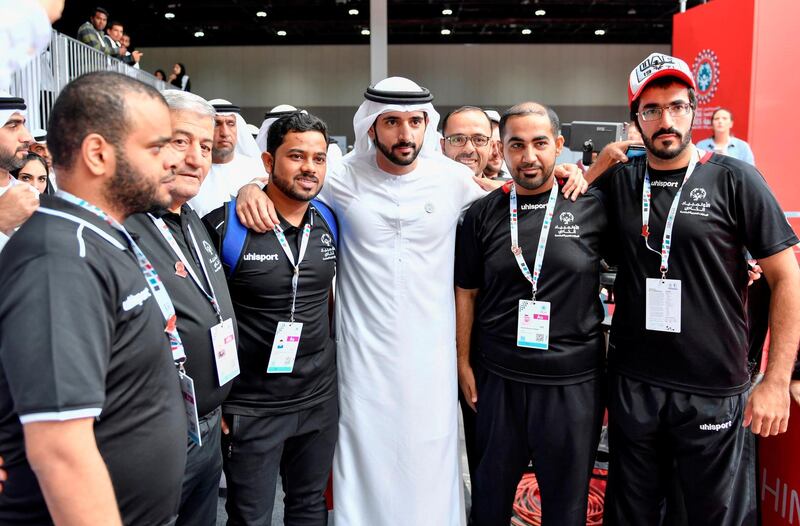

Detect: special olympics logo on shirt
559,212,575,225
690,188,707,201
202,240,214,255
321,233,332,247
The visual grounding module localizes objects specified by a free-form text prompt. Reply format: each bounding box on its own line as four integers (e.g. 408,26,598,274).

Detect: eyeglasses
444,134,491,147
637,102,693,122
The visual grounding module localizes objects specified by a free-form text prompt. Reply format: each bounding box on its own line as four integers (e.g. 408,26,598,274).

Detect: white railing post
9,29,167,130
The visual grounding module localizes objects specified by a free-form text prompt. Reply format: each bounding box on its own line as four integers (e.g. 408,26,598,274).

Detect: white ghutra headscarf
350,76,442,160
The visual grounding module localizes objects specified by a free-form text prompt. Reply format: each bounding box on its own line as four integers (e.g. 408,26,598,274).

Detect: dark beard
0,146,26,172
373,129,421,167
643,127,692,160
103,147,170,216
270,167,320,202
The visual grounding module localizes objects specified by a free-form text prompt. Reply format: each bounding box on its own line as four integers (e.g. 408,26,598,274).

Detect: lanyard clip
660,267,667,281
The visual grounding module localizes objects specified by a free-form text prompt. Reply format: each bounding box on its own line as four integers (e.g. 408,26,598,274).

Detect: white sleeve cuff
20,407,102,424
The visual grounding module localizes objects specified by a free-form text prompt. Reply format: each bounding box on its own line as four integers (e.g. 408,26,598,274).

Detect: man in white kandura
235,77,586,525
189,99,264,217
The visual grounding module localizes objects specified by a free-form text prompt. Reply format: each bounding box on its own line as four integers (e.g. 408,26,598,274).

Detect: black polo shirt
456,183,609,384
595,153,798,396
0,195,186,525
204,203,337,415
125,205,238,418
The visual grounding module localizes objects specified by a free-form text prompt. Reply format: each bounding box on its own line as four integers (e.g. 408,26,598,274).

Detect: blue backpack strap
221,198,249,277
311,198,338,245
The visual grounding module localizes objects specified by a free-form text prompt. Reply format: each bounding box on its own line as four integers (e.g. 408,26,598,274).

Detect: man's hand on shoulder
236,183,278,233
584,139,643,185
472,176,504,192
554,163,588,201
0,185,39,235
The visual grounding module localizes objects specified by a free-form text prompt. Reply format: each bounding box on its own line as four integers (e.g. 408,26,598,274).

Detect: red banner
672,0,755,142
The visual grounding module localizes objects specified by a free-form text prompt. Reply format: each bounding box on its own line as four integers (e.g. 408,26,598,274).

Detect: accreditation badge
266,321,303,374
211,318,239,386
645,278,681,333
517,300,550,350
179,371,202,446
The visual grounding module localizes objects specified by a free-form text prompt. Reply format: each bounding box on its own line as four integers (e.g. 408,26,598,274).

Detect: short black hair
629,76,697,132
48,71,164,171
108,21,123,30
266,112,329,158
94,7,109,16
499,102,560,140
440,106,491,136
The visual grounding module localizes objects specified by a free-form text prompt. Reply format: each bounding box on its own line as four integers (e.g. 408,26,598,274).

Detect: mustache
393,141,416,150
652,127,682,140
517,162,543,171
456,153,477,161
295,173,319,183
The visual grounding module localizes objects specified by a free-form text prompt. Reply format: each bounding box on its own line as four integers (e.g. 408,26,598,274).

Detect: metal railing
9,30,167,132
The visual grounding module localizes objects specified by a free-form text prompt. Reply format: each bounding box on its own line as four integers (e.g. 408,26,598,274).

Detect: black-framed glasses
444,134,491,147
637,102,693,122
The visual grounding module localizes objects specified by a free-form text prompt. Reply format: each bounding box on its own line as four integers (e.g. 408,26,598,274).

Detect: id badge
645,278,681,333
267,321,303,373
179,371,202,446
211,318,239,386
517,300,550,350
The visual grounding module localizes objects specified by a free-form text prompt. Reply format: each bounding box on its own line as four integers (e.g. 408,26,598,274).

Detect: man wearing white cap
189,99,265,217
0,93,38,252
235,77,586,525
587,53,800,525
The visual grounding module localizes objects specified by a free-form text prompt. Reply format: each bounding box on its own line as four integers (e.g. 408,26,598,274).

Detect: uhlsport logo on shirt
520,203,548,211
680,186,711,217
555,211,580,238
650,179,680,188
243,252,279,262
699,419,732,432
122,288,152,311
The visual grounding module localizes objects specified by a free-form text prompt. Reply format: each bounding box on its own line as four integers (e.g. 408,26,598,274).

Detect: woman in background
11,152,51,194
696,107,755,165
168,63,191,91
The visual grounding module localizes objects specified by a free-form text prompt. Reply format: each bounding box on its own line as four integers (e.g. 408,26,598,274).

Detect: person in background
695,107,755,165
155,69,167,81
119,33,142,69
76,6,120,57
482,109,510,180
169,63,191,92
11,152,50,194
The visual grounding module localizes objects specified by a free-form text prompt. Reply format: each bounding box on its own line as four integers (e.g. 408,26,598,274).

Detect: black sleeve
202,207,226,254
455,200,484,290
734,163,799,259
793,359,800,382
0,255,110,419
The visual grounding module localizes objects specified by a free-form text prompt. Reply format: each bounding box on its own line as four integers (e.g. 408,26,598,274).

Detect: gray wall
141,43,670,145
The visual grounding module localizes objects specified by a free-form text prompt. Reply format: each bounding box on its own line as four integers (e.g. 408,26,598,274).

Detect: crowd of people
0,49,798,526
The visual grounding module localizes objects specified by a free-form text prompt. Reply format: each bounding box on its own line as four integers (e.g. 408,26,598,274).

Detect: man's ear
81,133,114,178
555,134,565,157
261,151,274,174
367,124,376,142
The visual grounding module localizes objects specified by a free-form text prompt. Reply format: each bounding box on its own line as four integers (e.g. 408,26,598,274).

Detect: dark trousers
222,395,338,526
176,407,223,526
459,389,479,479
604,374,757,526
470,370,604,526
